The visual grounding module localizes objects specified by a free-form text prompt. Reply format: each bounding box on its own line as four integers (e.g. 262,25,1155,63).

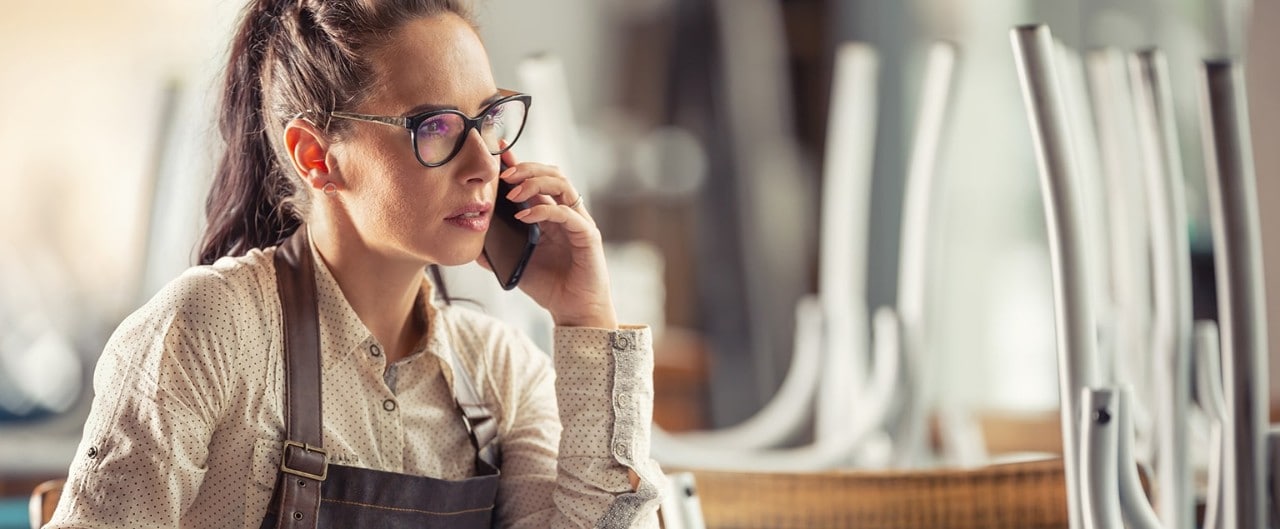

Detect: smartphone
483,165,540,290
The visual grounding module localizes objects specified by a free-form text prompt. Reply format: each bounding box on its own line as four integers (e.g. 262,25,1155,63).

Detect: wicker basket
682,458,1068,529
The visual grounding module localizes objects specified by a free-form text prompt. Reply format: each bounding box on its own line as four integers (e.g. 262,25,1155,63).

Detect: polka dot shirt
46,242,666,528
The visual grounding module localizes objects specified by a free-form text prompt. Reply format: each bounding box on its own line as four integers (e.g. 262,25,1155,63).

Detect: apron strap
443,340,502,472
273,230,326,529
431,267,503,472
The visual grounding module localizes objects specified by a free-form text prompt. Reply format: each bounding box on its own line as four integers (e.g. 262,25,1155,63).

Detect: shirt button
616,393,632,408
612,334,632,351
370,344,382,357
613,442,629,459
383,399,397,412
86,446,98,459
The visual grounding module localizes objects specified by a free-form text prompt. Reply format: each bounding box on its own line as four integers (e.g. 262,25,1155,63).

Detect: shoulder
109,249,278,354
89,251,280,426
145,249,273,321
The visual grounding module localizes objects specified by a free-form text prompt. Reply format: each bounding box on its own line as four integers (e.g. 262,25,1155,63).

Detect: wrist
553,316,618,330
552,305,618,330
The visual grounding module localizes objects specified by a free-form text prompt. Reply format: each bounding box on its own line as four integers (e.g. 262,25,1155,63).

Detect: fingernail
514,209,530,220
506,185,521,200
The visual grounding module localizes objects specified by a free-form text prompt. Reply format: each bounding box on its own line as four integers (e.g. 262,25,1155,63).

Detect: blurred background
0,0,1277,522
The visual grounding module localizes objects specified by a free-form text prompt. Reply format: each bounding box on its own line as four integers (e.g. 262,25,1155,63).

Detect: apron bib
263,231,501,529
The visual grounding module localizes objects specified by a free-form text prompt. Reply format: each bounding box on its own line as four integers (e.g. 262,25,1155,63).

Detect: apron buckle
280,440,329,481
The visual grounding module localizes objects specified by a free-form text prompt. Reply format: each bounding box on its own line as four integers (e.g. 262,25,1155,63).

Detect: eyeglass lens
416,99,527,165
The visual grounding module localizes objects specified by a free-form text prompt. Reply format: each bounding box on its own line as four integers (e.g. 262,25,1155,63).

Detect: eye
419,115,453,137
483,104,507,128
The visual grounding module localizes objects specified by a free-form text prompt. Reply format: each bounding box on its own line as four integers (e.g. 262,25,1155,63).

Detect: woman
47,0,665,527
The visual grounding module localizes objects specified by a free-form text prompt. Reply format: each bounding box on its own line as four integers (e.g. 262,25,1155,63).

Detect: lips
450,210,485,220
446,202,492,220
444,202,492,232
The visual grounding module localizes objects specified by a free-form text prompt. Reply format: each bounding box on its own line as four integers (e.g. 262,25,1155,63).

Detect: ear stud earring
322,182,337,196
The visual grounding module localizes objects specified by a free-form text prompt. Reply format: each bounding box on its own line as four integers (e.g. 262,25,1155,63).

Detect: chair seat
28,478,64,529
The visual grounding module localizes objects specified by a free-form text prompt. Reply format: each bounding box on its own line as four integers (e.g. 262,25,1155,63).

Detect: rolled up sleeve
500,325,667,529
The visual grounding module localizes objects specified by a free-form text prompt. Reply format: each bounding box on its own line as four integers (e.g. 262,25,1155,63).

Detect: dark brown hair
198,0,473,265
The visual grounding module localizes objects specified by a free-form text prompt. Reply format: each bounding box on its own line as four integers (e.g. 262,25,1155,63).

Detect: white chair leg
1081,387,1123,529
1118,388,1164,529
1199,59,1271,529
1193,321,1228,529
1010,24,1104,529
1128,49,1194,529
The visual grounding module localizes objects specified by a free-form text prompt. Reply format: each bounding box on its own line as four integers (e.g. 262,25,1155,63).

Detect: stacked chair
649,4,1077,526
651,38,953,472
1011,23,1276,529
655,32,1072,524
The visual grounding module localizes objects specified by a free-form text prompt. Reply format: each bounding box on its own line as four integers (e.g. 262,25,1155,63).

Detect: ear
283,118,338,192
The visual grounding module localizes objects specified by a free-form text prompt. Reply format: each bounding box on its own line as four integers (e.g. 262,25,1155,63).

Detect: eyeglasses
329,90,531,168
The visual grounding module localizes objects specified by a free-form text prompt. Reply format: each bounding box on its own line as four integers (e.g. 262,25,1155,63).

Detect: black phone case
483,179,540,290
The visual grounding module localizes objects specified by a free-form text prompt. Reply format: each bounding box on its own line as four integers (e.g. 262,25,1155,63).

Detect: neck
307,222,427,365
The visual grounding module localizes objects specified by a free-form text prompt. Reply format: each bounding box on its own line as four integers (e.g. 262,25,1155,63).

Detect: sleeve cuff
551,325,654,462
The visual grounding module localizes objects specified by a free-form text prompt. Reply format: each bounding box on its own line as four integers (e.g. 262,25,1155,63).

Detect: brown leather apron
261,232,501,529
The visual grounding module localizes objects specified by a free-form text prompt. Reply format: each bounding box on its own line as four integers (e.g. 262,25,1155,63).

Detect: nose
452,128,498,185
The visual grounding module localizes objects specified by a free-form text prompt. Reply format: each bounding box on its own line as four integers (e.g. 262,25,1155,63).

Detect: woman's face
327,12,500,267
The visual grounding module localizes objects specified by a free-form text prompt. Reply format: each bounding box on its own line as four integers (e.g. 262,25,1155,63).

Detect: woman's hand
478,150,618,329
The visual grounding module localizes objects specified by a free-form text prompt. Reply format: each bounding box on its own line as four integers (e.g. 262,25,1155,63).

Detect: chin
420,240,486,268
432,255,479,268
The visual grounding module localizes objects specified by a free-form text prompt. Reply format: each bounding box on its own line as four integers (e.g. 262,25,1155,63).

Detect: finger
499,148,520,176
505,174,581,205
499,161,566,186
513,204,600,247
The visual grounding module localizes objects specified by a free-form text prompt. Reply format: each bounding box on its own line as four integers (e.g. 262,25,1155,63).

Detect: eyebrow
402,91,505,117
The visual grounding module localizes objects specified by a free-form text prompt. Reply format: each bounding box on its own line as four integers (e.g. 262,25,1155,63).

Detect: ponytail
198,1,298,265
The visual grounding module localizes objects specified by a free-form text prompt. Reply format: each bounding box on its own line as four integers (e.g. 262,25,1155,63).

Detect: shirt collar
303,232,446,363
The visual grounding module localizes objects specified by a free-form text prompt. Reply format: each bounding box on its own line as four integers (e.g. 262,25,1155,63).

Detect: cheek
361,164,427,224
335,133,457,247
358,158,449,233
342,137,415,207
